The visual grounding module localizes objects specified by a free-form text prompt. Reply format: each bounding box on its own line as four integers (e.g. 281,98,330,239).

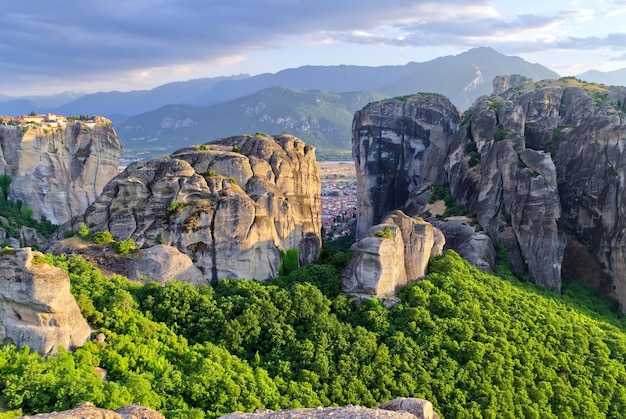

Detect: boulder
0,248,91,355
432,220,496,272
128,245,205,285
379,398,439,419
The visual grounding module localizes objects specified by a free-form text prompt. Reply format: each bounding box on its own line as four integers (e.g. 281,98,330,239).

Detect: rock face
0,248,91,355
506,78,626,305
47,134,322,283
20,402,165,418
445,85,566,291
444,76,626,300
342,211,444,297
353,94,461,239
0,117,122,225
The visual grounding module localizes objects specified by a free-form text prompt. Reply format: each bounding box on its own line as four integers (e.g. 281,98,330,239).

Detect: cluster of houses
15,113,69,128
1,113,97,129
321,180,357,239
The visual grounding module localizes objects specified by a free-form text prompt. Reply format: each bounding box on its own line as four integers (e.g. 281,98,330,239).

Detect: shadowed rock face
352,77,626,303
352,94,461,239
446,88,565,291
47,134,322,283
508,80,626,306
0,117,122,225
447,76,626,300
0,248,91,356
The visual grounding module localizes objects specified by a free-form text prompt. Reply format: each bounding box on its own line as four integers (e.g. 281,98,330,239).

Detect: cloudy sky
1,0,625,96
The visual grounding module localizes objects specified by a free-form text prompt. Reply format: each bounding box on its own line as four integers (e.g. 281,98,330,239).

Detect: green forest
1,245,626,418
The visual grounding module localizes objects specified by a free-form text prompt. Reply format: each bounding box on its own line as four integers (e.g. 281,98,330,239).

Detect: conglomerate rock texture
0,117,122,225
47,133,322,283
0,248,91,355
352,94,461,239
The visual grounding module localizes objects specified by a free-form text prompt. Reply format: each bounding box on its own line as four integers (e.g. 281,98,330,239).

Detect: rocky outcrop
353,94,461,239
126,245,205,285
0,118,122,225
501,78,626,306
20,402,164,418
220,398,438,419
47,133,322,283
0,248,91,355
445,89,566,291
431,220,496,272
46,240,206,286
342,211,443,297
445,76,626,300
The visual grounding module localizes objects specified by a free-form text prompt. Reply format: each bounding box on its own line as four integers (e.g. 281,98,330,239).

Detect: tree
0,174,11,200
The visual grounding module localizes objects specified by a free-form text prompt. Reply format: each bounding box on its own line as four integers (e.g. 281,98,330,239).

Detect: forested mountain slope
1,250,625,418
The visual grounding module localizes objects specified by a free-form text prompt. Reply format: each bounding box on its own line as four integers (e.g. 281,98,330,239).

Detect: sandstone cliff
0,248,91,355
342,211,444,298
47,133,322,283
0,117,122,225
352,94,461,239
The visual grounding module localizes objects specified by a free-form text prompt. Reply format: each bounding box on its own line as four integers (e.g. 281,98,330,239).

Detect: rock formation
352,93,461,239
508,78,626,305
220,397,438,419
342,211,444,298
47,133,322,283
445,83,566,291
20,402,165,418
446,76,626,299
0,117,122,225
431,220,496,272
352,76,626,301
0,248,91,355
46,240,205,286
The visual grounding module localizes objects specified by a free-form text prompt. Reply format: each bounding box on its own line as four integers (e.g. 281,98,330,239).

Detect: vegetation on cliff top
1,249,626,418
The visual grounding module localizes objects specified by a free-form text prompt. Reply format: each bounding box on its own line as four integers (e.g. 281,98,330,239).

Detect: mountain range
1,47,625,159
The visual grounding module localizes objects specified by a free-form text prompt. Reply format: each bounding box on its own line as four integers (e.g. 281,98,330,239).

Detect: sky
1,0,625,97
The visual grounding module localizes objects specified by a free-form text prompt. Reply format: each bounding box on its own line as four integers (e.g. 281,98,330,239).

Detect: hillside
1,250,625,418
118,88,386,160
576,68,626,87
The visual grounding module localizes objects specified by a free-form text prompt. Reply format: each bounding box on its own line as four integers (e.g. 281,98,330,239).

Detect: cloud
611,53,626,61
0,0,623,94
0,0,486,88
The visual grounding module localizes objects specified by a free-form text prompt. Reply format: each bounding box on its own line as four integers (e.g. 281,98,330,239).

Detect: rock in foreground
342,211,444,298
220,397,438,419
19,402,164,418
0,248,91,356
